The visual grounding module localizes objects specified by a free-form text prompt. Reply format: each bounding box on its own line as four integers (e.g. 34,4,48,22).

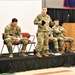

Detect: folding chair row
0,32,36,55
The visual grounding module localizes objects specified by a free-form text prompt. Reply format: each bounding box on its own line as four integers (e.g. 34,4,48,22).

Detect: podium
62,23,75,50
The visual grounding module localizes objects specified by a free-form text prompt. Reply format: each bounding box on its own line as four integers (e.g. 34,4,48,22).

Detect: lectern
62,23,75,50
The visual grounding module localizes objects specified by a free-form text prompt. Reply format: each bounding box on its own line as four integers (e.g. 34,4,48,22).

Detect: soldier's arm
60,27,66,33
54,29,61,33
17,26,22,38
51,29,54,37
34,15,42,25
4,26,12,38
48,28,53,37
52,27,61,34
49,30,54,40
49,16,54,27
60,27,66,37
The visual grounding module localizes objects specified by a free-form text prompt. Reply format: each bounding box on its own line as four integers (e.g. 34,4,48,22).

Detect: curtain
47,8,75,25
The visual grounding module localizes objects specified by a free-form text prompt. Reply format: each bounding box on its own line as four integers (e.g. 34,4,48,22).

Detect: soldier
48,27,59,53
52,19,65,54
34,7,54,58
58,25,74,53
4,18,29,58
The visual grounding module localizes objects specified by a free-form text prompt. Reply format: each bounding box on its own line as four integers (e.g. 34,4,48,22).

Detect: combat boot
19,53,28,57
60,50,65,54
55,49,60,53
36,51,42,58
0,54,2,58
9,53,13,58
42,51,49,57
68,49,74,53
45,50,50,55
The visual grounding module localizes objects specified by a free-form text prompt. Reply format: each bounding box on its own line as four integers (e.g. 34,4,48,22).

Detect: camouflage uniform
52,25,65,53
48,27,59,53
4,24,29,57
34,13,53,57
59,26,74,52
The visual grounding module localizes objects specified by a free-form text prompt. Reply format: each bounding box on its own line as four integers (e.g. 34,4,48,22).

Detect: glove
41,20,46,26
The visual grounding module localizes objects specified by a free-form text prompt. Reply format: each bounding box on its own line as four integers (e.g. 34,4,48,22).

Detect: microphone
66,14,70,22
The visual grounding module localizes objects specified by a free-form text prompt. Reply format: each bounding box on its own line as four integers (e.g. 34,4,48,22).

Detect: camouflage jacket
48,27,53,37
52,25,66,38
4,23,21,39
34,13,54,32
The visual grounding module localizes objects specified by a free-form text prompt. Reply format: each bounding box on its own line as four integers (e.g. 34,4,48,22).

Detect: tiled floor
1,67,75,75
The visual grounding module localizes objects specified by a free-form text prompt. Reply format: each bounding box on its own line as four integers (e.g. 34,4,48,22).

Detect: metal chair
0,33,20,55
21,32,36,52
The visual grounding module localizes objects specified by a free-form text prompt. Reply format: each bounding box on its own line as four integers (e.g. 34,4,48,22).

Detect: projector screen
0,0,42,53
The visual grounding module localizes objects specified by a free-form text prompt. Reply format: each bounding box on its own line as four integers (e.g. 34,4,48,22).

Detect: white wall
0,0,42,53
42,0,68,9
46,0,64,8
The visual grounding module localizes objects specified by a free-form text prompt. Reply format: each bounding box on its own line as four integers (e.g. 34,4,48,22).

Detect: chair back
2,33,30,40
2,33,5,40
21,32,30,38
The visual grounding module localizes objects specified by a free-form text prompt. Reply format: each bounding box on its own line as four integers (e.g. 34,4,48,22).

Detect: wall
42,0,66,8
0,0,42,53
42,0,46,7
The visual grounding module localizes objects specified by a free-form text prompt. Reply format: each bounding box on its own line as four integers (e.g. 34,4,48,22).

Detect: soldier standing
34,7,53,58
4,18,29,58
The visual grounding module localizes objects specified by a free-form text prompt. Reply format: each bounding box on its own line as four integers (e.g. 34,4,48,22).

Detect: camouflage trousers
49,37,59,50
4,37,29,53
64,37,74,50
56,37,65,51
36,31,49,52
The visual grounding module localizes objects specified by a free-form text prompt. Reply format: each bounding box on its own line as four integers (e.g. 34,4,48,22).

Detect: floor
0,67,75,75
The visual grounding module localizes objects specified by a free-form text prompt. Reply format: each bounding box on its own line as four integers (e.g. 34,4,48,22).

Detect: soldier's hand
49,37,54,40
12,37,18,41
41,20,46,26
20,37,24,40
